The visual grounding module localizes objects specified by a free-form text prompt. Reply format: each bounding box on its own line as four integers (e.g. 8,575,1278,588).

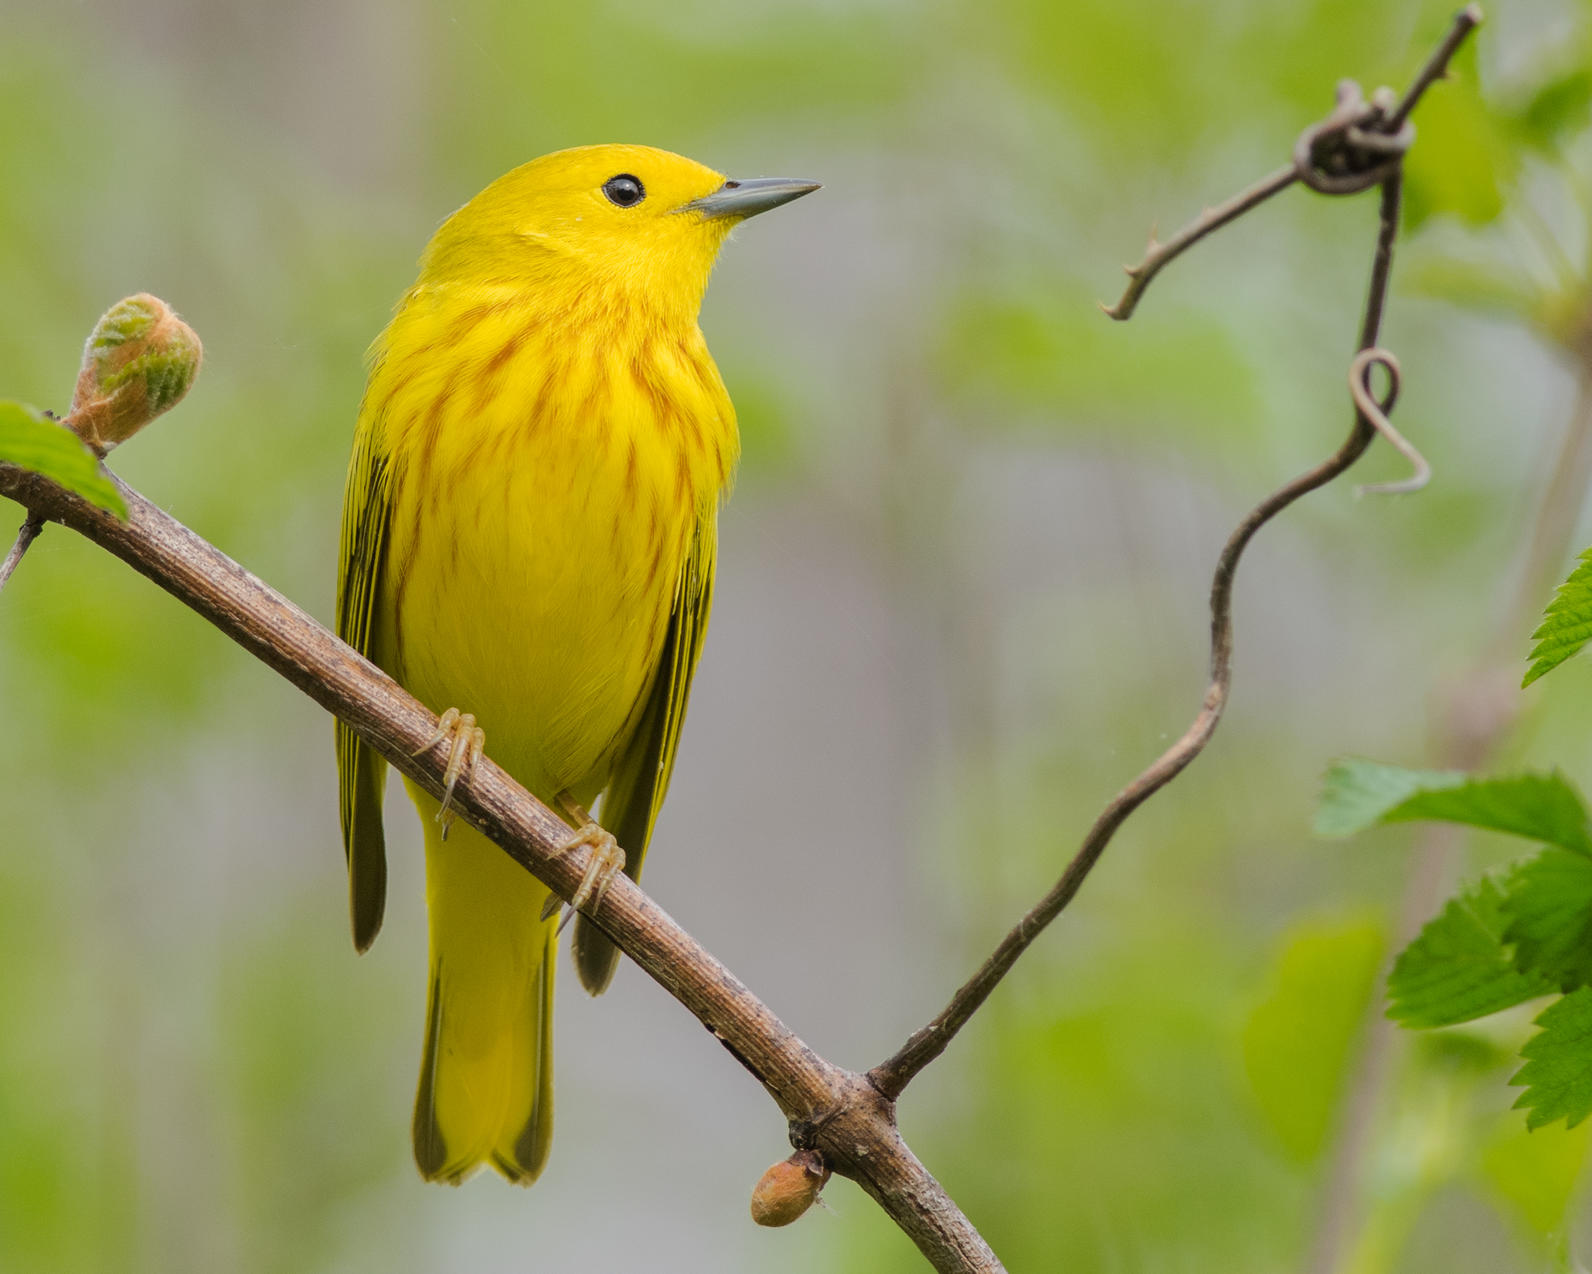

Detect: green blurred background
5,0,1592,1270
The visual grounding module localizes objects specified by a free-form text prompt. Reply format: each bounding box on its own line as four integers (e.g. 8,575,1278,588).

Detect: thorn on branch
0,512,44,593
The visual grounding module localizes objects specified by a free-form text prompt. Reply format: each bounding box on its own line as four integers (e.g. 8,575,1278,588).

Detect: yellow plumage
334,145,815,1183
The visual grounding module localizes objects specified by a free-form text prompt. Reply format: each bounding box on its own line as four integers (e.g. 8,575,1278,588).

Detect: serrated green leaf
1242,913,1386,1162
1525,547,1592,687
1315,759,1592,856
1512,987,1592,1130
0,400,125,518
1315,758,1464,837
1503,849,1592,989
1389,872,1557,1027
1391,773,1592,855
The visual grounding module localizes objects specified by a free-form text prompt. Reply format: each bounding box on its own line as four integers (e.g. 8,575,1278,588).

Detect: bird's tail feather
409,787,556,1185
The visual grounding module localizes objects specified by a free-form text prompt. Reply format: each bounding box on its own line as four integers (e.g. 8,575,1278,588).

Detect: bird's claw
538,806,626,931
413,707,485,839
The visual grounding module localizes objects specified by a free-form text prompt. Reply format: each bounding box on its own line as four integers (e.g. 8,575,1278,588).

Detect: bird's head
418,144,818,318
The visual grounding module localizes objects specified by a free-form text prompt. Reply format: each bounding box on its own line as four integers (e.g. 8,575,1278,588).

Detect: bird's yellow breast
367,284,737,803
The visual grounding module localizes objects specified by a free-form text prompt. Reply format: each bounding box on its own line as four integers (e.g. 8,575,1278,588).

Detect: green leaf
0,401,125,518
1503,850,1592,989
1524,548,1592,687
1315,758,1462,837
1504,64,1592,154
1242,913,1386,1162
1389,872,1557,1028
1315,759,1592,856
1409,1026,1513,1074
1512,987,1592,1130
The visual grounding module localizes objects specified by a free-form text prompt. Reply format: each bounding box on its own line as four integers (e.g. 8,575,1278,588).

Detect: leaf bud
66,294,201,452
749,1149,830,1227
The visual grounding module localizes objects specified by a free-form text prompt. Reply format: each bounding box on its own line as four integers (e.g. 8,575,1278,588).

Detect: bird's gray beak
681,177,821,221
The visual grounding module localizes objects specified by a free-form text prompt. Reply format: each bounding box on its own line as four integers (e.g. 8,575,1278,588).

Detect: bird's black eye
602,174,645,208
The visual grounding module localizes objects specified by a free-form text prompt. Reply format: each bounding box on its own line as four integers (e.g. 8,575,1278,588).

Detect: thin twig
1105,6,1478,323
871,170,1426,1098
1101,166,1297,321
0,512,44,592
1387,4,1484,132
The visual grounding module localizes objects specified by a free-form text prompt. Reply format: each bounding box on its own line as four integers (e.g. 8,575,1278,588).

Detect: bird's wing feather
335,410,394,953
572,514,717,994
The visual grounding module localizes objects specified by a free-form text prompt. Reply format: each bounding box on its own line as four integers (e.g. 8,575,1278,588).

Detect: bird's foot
412,707,485,840
539,795,626,931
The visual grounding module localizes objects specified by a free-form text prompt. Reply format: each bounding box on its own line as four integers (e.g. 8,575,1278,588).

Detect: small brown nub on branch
65,294,202,453
750,1149,831,1227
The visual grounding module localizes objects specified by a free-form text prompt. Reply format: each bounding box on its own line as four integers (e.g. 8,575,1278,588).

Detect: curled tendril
1293,81,1415,196
1349,347,1429,496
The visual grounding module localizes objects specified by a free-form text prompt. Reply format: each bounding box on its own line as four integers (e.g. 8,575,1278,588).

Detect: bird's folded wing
574,515,717,994
335,417,394,953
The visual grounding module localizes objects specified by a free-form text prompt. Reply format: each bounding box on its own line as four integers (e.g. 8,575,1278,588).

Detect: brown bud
749,1149,830,1227
65,294,202,453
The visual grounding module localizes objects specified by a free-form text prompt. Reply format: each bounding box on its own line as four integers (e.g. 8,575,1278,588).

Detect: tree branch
0,460,1001,1274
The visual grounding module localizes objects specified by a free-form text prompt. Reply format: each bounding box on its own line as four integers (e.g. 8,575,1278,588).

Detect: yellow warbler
335,145,816,1185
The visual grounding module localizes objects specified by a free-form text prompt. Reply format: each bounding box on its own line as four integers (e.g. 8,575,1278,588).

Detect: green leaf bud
65,294,202,452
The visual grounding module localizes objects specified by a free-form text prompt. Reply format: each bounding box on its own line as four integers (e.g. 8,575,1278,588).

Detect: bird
334,144,817,1185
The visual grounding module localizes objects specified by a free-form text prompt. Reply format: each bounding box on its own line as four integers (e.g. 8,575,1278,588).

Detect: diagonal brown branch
0,459,1002,1274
